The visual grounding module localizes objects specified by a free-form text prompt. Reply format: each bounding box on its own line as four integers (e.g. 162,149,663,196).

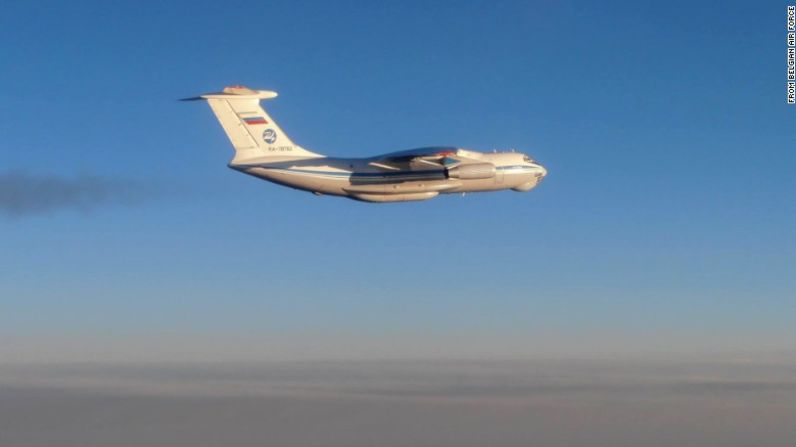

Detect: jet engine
446,163,496,179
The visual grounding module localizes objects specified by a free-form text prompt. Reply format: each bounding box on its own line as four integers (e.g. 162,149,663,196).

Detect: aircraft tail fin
186,86,323,164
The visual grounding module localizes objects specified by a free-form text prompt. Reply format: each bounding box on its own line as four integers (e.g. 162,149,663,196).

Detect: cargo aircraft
186,86,547,202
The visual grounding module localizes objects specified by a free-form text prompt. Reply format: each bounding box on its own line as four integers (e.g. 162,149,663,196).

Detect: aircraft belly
351,192,439,202
446,178,503,192
251,167,349,195
447,171,536,193
343,180,460,195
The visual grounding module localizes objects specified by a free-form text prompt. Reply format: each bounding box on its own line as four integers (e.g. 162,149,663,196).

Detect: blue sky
1,1,793,361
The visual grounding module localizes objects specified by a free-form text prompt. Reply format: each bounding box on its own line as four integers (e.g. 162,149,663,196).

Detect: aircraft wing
368,147,475,170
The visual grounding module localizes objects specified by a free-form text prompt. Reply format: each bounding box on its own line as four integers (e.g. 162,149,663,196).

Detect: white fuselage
231,149,547,203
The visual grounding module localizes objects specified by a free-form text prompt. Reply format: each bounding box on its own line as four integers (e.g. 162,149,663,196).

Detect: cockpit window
523,155,534,163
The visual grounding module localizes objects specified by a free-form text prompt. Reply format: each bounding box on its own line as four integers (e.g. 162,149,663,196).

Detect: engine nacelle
446,163,496,180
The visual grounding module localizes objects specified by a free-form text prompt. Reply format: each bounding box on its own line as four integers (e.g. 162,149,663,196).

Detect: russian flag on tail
242,116,268,125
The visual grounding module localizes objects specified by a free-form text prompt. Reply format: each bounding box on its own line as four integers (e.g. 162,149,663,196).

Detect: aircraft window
523,156,534,163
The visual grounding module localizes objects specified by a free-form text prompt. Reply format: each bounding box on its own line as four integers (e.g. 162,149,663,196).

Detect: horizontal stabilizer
181,85,278,101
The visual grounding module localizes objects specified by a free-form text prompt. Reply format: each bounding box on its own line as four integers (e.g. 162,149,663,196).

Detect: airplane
186,85,547,203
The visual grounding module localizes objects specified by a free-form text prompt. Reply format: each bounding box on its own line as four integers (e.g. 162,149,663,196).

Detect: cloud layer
2,358,795,447
0,171,151,216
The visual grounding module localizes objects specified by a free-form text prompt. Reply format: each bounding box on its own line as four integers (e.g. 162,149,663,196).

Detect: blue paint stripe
262,167,446,179
259,165,535,180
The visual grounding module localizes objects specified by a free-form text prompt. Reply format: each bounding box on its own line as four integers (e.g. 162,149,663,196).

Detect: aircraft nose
536,164,547,178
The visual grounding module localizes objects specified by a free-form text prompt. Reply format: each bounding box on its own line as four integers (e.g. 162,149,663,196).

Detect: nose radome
537,164,548,177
